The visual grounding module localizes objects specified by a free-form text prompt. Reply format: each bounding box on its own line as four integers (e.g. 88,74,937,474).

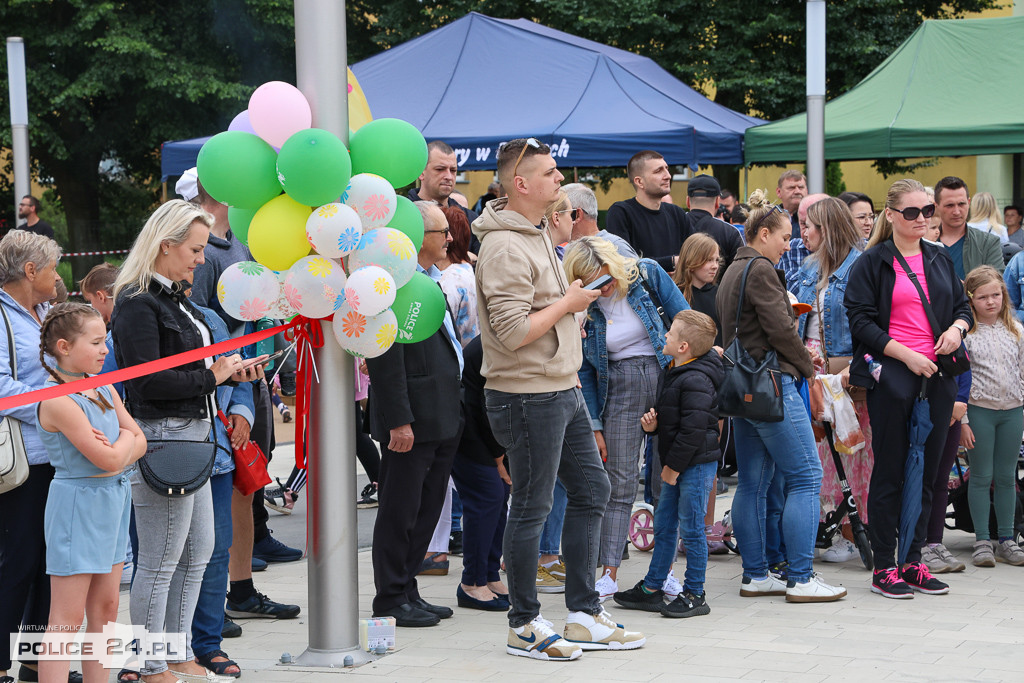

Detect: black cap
687,174,721,198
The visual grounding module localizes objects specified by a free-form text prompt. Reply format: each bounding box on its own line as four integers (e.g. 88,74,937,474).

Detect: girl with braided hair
35,303,147,683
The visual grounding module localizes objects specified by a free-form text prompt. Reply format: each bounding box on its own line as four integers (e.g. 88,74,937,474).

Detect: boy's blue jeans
644,460,716,595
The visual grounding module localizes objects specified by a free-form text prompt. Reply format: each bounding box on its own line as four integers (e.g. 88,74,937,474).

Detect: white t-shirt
597,294,655,361
804,287,828,342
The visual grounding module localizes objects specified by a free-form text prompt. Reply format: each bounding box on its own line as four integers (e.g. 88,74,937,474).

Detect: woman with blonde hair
968,192,1009,244
111,200,260,682
790,197,868,563
847,179,972,599
564,236,688,601
545,190,579,255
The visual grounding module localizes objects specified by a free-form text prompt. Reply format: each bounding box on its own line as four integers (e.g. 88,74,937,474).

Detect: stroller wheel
853,528,873,571
724,539,739,554
629,505,655,551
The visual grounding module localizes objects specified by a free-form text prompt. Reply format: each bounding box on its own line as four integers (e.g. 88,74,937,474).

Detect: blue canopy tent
161,12,759,179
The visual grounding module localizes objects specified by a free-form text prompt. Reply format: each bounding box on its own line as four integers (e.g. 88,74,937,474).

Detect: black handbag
138,396,217,497
718,256,785,422
886,242,971,377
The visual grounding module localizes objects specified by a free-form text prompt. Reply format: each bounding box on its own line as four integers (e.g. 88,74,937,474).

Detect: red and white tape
62,248,131,257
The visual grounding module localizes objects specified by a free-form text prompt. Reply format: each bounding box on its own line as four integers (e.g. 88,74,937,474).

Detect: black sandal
116,670,139,682
196,649,242,678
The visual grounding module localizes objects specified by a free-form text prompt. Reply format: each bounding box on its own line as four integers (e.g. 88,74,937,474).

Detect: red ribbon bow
290,316,325,470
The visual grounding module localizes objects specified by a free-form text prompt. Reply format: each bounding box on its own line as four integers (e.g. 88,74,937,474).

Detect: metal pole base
293,646,377,668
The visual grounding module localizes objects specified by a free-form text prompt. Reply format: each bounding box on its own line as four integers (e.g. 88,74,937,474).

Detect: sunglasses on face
557,208,581,221
512,137,542,177
889,203,935,221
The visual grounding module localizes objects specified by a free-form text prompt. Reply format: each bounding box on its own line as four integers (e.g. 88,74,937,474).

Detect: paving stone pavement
21,429,1021,681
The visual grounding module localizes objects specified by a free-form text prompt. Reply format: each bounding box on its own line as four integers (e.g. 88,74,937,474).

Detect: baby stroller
815,423,873,569
945,448,1024,546
629,435,737,553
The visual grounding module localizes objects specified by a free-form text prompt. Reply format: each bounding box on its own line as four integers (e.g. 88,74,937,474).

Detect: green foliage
825,161,846,197
872,157,941,179
1,0,1001,263
0,0,296,276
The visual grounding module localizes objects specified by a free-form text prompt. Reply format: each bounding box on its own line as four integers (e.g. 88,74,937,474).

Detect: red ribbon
291,316,325,470
0,317,315,413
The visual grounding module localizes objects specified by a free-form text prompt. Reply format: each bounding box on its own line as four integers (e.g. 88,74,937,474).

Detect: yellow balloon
248,195,313,272
347,68,373,132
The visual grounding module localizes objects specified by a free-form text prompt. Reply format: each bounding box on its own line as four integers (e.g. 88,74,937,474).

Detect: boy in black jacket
613,310,724,618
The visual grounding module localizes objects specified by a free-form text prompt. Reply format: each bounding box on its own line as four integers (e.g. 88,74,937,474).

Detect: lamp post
806,0,826,194
7,37,30,225
292,0,373,668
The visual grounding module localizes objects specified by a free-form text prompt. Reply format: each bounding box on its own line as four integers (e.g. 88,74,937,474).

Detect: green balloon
277,128,352,207
386,195,425,251
392,271,446,344
227,206,258,245
197,131,281,209
349,118,428,188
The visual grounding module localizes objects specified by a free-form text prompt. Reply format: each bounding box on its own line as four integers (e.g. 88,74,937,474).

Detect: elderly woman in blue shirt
0,230,65,681
563,236,689,601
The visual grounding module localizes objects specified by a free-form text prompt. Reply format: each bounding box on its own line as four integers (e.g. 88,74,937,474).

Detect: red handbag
218,410,272,496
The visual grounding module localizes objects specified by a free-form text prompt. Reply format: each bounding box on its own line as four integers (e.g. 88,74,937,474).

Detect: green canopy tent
744,16,1024,163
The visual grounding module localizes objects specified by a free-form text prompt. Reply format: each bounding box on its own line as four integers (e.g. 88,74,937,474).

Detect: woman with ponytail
846,179,972,599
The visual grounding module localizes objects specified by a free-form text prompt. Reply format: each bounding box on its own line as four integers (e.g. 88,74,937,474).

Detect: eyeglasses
750,204,790,232
889,204,936,221
511,138,542,178
424,227,451,237
853,212,875,222
557,208,581,221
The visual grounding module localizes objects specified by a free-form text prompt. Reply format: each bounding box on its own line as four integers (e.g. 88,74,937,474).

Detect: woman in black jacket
111,200,256,683
845,178,972,600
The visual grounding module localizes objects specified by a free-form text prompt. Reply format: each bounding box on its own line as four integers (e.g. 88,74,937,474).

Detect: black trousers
0,464,54,670
866,361,956,569
251,379,273,543
451,455,509,587
371,432,460,613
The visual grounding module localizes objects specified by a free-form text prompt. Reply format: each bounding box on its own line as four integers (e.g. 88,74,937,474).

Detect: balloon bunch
199,80,448,358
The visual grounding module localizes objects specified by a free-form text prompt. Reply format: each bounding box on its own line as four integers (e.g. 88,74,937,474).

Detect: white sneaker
739,573,788,597
563,609,646,650
661,570,682,599
820,538,858,563
507,615,582,661
595,569,618,603
786,573,847,603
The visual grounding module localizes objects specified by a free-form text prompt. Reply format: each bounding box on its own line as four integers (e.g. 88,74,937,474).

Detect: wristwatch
953,323,968,339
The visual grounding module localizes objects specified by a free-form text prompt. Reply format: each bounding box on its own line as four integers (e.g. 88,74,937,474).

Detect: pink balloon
228,110,256,135
248,81,312,149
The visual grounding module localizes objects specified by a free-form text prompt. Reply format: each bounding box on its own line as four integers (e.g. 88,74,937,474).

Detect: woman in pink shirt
845,179,972,600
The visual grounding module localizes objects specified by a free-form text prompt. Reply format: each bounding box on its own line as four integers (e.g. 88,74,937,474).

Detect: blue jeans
766,471,787,566
731,375,822,583
486,388,611,628
539,479,567,556
191,472,233,658
644,460,716,595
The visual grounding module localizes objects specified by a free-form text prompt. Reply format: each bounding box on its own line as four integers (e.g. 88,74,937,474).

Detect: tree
0,0,295,267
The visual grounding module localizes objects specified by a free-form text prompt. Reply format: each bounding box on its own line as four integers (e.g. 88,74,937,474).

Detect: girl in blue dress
36,303,146,683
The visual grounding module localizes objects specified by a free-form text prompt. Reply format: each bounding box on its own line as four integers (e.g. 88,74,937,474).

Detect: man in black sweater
683,175,744,271
605,150,690,272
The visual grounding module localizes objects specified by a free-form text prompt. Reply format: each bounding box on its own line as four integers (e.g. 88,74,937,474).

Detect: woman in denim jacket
564,236,688,600
790,197,870,564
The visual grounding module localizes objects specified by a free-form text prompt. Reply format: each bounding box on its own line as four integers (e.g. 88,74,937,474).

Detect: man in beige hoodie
473,138,645,661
